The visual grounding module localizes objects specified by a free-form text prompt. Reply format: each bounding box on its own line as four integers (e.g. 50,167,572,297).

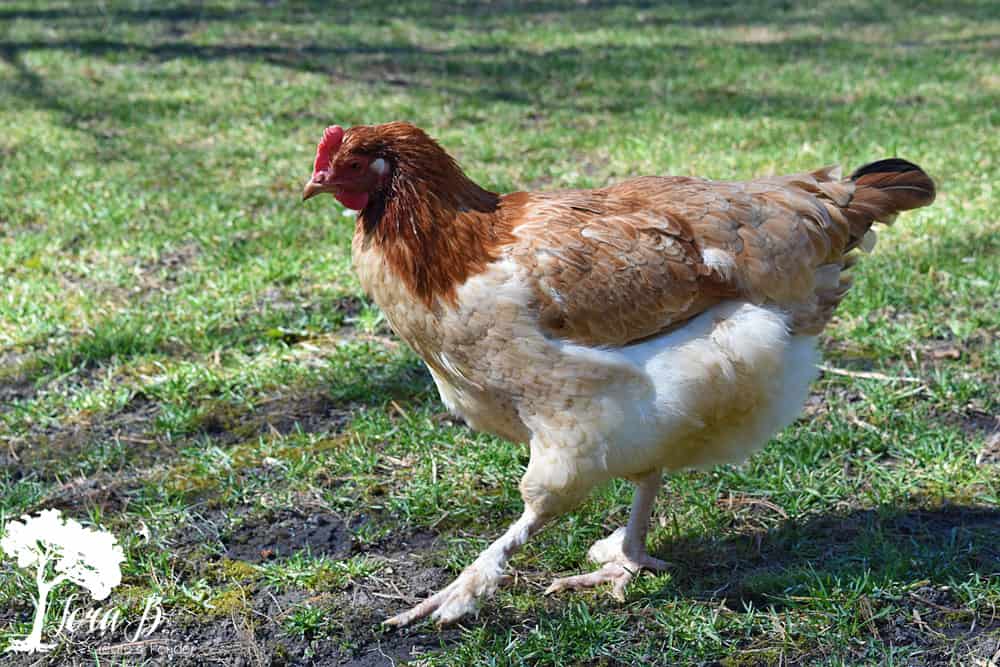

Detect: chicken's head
302,125,390,210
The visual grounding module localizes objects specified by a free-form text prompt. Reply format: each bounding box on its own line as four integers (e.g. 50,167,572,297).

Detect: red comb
313,125,344,175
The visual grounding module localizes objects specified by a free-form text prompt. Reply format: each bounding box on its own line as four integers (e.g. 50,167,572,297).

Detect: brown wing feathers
510,159,935,345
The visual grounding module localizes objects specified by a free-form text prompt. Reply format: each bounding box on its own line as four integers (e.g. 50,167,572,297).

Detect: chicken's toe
384,578,477,628
384,562,512,628
544,562,636,600
545,562,624,593
544,554,668,601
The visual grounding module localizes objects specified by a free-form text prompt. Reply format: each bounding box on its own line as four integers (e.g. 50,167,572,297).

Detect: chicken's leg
545,469,667,600
384,508,547,627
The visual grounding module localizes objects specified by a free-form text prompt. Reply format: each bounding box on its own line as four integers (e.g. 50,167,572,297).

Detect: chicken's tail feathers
783,159,934,334
840,158,936,250
850,158,936,208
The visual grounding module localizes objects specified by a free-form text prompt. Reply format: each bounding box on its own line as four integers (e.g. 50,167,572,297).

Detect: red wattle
335,190,369,211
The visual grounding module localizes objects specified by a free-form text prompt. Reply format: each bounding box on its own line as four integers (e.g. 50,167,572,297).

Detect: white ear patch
371,158,388,176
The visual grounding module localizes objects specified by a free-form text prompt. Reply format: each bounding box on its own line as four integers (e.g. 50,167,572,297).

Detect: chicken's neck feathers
357,150,515,309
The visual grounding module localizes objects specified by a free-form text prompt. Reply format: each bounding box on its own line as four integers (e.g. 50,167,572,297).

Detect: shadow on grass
291,504,1000,664
1,1,995,160
2,344,433,482
1,1,997,30
1,290,365,396
656,504,1000,611
2,35,990,122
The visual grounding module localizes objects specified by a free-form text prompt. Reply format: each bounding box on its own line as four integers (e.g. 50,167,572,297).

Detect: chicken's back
505,159,934,346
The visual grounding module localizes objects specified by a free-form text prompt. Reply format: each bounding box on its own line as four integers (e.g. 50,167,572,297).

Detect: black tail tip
850,157,925,180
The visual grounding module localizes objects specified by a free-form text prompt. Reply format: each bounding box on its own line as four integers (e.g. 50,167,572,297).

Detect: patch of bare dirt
1,613,272,667
72,590,458,667
256,290,364,321
959,407,1000,435
0,509,455,666
716,491,789,535
938,404,1000,464
1,347,154,417
977,432,1000,466
916,329,997,374
6,393,162,480
189,391,351,446
35,469,153,515
133,241,202,295
0,349,39,407
224,511,354,563
0,374,35,405
202,513,451,665
7,381,356,483
872,584,1000,666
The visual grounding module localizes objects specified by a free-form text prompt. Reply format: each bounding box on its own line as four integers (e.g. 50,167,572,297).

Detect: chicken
302,122,935,627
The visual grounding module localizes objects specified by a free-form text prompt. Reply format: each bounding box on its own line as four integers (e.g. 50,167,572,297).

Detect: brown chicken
302,122,935,627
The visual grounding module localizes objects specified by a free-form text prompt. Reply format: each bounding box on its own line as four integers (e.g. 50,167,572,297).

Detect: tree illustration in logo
0,509,125,653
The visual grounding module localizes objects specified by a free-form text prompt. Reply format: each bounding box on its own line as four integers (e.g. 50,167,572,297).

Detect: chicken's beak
302,178,332,202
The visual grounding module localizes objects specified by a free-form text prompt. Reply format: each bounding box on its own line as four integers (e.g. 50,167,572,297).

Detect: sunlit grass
1,1,997,664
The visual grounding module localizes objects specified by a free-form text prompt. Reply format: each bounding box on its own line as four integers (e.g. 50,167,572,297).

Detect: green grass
1,1,998,665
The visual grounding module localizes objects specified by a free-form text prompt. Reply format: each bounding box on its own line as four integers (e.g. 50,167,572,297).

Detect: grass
0,1,998,665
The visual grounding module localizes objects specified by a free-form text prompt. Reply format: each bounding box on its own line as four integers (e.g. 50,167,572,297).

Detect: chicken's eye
350,161,362,171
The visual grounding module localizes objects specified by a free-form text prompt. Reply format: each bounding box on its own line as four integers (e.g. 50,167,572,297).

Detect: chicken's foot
545,469,667,600
384,508,546,627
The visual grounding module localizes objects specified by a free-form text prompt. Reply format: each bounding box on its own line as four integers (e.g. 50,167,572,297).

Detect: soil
4,392,162,481
1,509,455,667
0,350,35,405
191,392,351,447
6,385,354,483
224,511,354,563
